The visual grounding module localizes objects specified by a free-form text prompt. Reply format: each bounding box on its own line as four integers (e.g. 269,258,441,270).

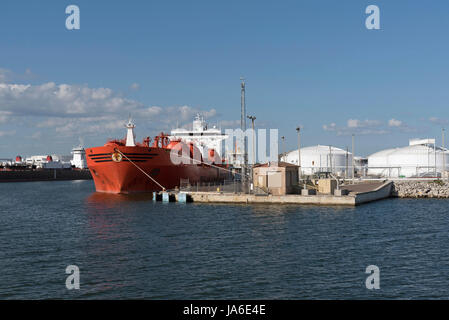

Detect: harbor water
1,180,449,299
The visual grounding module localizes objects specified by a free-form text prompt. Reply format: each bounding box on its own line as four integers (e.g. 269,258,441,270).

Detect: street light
240,77,247,190
247,115,256,165
296,127,301,181
443,128,446,181
247,115,256,191
281,136,285,162
352,134,355,183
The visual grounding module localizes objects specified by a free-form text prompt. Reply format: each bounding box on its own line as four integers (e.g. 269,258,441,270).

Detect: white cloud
324,119,387,136
31,131,42,139
322,122,337,131
220,119,241,128
0,79,217,138
0,69,11,83
0,82,143,117
35,105,216,138
0,111,11,123
388,118,403,127
346,119,359,128
324,117,417,136
347,119,382,128
130,83,140,91
387,118,416,132
0,130,16,137
429,117,448,125
0,68,36,83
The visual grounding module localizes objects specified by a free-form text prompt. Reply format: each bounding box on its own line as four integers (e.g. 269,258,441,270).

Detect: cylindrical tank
368,143,449,177
282,145,353,176
367,148,397,176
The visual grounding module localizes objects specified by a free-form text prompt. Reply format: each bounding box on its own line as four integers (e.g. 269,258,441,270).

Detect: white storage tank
367,139,449,178
366,148,397,176
281,145,353,176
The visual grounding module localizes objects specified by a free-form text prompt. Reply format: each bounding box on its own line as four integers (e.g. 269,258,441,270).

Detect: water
1,180,449,299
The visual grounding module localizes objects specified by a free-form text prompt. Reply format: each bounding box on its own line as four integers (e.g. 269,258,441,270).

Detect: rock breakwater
392,181,449,198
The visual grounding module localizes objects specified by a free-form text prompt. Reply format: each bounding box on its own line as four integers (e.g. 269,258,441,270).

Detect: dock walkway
172,181,393,206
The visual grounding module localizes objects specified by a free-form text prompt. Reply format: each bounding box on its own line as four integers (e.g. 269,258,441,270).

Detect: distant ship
86,117,228,194
0,146,92,183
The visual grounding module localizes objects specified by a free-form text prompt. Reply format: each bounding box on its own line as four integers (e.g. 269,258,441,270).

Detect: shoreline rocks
392,181,449,198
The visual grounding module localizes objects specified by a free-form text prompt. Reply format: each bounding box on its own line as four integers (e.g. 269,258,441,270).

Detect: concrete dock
172,181,393,206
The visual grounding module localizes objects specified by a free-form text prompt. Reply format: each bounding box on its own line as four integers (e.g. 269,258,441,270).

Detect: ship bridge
170,114,228,159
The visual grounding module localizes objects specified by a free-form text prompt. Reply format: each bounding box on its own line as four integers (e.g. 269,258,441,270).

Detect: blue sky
1,0,449,158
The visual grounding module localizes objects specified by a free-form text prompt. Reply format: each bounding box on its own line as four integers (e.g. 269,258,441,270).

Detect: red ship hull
86,144,226,194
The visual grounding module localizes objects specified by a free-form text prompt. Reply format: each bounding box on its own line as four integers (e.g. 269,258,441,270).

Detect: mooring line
174,153,250,177
114,147,250,191
114,148,166,191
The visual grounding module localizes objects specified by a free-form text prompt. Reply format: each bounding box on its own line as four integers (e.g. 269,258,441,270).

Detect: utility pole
240,77,247,191
247,116,256,165
247,115,256,189
434,138,437,177
345,146,349,180
443,128,446,181
352,134,355,183
296,127,301,182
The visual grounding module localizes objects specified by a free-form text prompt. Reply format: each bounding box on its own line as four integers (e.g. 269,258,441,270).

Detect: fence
299,165,446,179
179,179,269,195
366,166,447,178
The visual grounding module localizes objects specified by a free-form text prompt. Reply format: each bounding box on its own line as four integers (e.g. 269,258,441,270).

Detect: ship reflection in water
83,192,156,297
87,192,154,208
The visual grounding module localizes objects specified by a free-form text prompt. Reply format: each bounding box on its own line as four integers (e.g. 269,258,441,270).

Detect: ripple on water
1,181,449,299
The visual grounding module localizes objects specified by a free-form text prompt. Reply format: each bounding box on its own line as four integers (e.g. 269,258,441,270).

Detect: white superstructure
71,145,87,169
170,114,228,160
125,118,136,147
367,139,449,177
25,155,72,169
281,145,353,176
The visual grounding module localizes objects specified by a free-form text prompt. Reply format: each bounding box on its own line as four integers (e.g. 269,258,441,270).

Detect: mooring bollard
178,193,187,203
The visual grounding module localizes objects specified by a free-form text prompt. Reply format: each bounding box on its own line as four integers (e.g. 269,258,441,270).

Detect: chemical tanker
86,119,227,193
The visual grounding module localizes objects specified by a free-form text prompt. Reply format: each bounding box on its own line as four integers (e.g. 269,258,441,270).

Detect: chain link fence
179,179,269,195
